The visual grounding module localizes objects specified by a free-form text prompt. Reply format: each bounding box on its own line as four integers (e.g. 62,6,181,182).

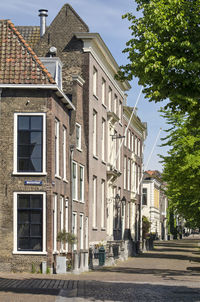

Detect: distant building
142,171,168,240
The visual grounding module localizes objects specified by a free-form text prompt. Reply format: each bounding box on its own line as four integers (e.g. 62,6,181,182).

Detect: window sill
93,155,98,160
93,94,98,100
92,227,98,231
63,179,69,183
101,160,107,165
101,228,106,231
12,172,47,176
119,121,123,127
76,148,82,153
73,199,79,202
102,103,107,109
13,251,47,255
79,200,85,204
55,175,62,180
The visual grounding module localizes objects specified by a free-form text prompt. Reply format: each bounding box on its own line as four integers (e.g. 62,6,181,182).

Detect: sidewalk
0,238,200,301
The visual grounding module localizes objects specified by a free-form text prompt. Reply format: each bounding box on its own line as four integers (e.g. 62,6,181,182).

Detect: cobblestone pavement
0,236,200,301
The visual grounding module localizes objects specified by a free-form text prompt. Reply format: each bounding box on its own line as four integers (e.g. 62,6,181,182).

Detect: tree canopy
160,109,200,226
117,0,200,114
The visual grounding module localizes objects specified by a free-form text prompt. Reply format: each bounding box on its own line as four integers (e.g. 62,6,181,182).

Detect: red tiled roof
0,20,55,85
16,26,41,49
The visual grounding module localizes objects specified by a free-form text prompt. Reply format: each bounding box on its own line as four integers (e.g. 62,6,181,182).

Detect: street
0,237,200,301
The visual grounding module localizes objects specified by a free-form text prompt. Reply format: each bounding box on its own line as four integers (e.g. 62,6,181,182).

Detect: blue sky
1,0,169,171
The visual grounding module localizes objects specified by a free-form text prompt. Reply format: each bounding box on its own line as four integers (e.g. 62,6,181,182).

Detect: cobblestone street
0,237,200,301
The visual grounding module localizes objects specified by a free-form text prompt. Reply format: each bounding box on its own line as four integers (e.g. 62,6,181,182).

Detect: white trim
71,75,85,87
53,194,58,253
55,118,60,177
79,213,84,250
13,113,46,175
72,161,78,201
63,126,67,181
13,192,46,254
79,164,85,203
72,212,77,251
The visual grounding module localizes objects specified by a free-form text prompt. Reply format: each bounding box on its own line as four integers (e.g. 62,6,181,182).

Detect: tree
117,0,200,114
142,215,151,239
160,109,200,226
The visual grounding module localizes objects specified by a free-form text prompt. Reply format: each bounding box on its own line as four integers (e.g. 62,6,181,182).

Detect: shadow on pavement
139,251,200,263
0,278,200,301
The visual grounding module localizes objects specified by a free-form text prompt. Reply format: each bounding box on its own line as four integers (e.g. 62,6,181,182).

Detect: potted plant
56,230,77,272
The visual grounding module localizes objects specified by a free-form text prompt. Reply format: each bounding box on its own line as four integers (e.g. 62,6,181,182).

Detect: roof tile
0,20,55,85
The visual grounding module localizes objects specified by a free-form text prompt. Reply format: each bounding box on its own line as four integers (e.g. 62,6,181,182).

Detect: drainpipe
38,9,48,37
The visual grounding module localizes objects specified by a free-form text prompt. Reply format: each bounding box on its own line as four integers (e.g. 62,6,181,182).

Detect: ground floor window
13,192,46,254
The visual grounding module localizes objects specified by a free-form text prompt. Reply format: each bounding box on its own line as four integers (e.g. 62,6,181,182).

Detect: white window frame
128,158,131,191
131,134,134,152
93,67,97,96
102,119,105,162
93,110,97,157
93,176,97,228
79,165,84,203
128,131,131,150
114,94,117,115
63,126,67,181
102,78,106,105
13,192,46,255
119,101,122,121
65,198,69,252
124,156,127,190
13,113,46,175
53,194,58,253
80,213,84,250
108,87,112,111
72,161,78,201
85,217,89,249
55,118,60,177
60,196,64,252
72,212,77,250
76,123,82,151
101,179,105,229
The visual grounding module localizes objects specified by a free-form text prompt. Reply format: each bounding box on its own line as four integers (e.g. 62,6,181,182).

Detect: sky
1,0,169,171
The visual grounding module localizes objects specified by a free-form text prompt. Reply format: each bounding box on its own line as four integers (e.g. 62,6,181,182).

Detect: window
60,196,64,251
142,188,147,205
138,139,141,157
101,180,105,228
14,113,46,174
85,217,89,249
65,199,69,251
119,101,122,121
80,213,84,250
102,78,106,105
108,87,112,111
124,156,127,189
131,134,134,152
102,119,106,161
128,131,131,150
93,67,97,96
93,176,97,228
124,129,127,147
93,110,97,156
63,127,67,181
135,136,138,155
76,123,81,150
53,194,57,253
13,192,46,253
128,158,131,191
55,119,60,177
72,212,77,250
72,161,78,200
79,165,84,202
114,94,117,115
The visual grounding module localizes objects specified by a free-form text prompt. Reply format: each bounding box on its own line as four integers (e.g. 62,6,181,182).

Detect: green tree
117,0,200,114
160,109,200,225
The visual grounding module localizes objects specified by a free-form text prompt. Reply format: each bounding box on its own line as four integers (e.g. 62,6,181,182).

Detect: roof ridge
6,20,55,84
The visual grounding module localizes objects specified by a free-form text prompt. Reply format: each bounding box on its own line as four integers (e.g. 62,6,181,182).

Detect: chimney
38,9,48,37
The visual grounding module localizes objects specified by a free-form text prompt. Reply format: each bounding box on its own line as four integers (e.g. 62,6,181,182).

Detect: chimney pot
38,9,48,37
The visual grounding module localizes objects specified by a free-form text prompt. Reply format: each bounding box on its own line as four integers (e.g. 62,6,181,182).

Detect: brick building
0,4,147,272
0,20,75,272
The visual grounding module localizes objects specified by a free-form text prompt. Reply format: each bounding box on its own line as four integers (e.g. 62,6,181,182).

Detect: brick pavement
0,237,200,301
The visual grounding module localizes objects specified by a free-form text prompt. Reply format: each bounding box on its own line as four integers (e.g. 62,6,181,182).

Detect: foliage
142,215,151,239
117,0,200,114
160,109,200,227
31,263,36,274
57,229,77,245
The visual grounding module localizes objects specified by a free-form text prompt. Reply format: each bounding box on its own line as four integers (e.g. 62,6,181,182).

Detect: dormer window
39,57,63,89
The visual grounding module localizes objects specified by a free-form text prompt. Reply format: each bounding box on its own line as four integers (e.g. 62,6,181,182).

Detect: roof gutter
0,84,75,110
